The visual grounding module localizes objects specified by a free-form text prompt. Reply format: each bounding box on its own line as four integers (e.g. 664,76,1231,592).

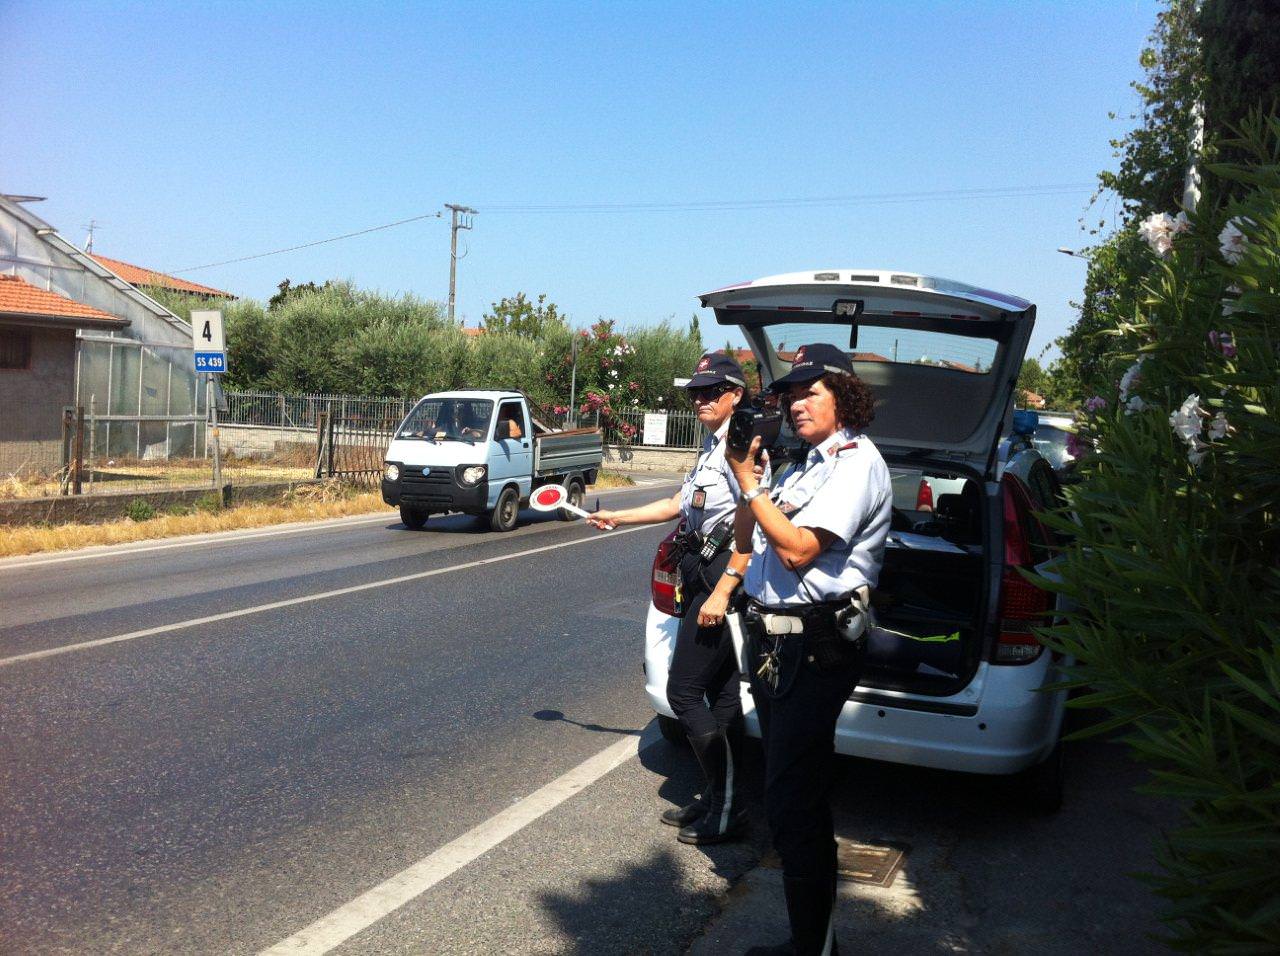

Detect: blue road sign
195,352,227,373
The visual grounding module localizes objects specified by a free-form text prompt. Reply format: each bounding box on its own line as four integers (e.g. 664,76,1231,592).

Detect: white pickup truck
380,390,603,531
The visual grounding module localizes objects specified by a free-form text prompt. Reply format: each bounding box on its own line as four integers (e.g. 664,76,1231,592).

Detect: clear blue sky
3,0,1159,360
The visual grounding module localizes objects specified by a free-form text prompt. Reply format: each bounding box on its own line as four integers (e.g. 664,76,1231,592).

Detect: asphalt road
0,481,746,955
0,480,1179,955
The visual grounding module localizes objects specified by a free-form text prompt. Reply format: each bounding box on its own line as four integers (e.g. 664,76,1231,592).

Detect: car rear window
761,321,998,375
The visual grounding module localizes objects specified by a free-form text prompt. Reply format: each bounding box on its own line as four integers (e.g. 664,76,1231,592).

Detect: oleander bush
1037,115,1280,952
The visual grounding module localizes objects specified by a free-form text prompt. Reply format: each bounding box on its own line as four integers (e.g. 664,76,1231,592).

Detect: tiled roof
0,274,126,325
89,254,236,299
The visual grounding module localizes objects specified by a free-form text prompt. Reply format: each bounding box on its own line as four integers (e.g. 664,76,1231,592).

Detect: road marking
260,725,659,955
0,525,655,668
0,483,676,572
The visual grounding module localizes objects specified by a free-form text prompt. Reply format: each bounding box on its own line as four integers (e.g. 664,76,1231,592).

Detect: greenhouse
1,194,211,464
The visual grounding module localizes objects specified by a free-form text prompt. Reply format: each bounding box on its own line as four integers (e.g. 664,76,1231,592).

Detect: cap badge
696,356,711,372
794,346,807,364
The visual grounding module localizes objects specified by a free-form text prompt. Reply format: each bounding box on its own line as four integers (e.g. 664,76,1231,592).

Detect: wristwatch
723,567,743,580
742,485,770,504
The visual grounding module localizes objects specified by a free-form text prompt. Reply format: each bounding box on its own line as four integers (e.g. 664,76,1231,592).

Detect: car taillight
651,530,681,616
915,477,934,511
993,476,1053,664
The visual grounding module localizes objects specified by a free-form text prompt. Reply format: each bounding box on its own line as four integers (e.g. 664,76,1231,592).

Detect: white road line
0,483,676,572
260,725,659,955
0,525,655,668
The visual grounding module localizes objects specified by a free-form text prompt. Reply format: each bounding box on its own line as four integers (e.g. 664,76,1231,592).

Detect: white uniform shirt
680,422,743,535
744,429,893,608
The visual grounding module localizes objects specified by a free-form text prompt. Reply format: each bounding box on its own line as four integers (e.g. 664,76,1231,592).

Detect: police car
644,270,1073,810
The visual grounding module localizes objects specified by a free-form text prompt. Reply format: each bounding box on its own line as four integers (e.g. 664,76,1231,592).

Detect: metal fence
609,407,708,449
1,390,706,502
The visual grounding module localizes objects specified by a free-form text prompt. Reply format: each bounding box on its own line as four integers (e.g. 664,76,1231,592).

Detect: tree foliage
1044,105,1280,954
482,292,565,338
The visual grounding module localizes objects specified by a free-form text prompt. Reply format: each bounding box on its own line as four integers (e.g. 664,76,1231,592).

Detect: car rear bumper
644,606,1064,776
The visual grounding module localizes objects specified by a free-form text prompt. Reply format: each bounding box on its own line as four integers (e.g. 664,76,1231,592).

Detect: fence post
327,406,336,478
72,406,85,495
314,409,328,478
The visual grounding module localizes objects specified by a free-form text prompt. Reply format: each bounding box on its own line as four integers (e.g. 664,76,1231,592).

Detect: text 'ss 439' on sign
190,309,227,375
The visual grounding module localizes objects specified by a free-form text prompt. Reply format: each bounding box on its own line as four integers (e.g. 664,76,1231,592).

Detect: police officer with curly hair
726,344,892,956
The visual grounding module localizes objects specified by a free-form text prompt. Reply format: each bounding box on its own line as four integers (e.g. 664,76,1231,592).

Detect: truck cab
381,390,603,531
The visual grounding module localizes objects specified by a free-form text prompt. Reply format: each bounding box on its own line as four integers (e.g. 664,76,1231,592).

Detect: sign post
191,310,227,492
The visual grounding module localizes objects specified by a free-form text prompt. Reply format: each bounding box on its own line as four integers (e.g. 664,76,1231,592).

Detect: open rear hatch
702,270,1036,697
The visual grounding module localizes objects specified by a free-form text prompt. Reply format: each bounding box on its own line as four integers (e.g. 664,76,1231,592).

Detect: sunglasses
688,384,733,401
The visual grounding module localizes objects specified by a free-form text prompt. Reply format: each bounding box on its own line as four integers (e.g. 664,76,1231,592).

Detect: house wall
0,325,76,474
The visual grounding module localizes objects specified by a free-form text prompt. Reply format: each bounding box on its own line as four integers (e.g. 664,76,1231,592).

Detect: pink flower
1207,330,1237,359
1065,432,1085,459
1084,396,1107,413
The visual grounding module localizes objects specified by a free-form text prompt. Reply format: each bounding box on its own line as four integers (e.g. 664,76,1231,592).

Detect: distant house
1020,389,1047,409
87,253,237,300
0,274,129,473
1,194,219,467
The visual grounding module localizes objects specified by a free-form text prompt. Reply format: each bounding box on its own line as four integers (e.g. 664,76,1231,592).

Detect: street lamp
1057,247,1089,259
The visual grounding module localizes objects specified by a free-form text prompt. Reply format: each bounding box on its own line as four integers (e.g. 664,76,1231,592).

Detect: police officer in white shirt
589,351,760,845
726,343,892,956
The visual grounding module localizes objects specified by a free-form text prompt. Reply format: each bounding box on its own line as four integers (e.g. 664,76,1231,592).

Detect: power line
480,183,1094,214
168,183,1095,274
169,211,443,274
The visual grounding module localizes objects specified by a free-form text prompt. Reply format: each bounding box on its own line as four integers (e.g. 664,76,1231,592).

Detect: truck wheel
489,486,520,532
559,479,584,521
400,504,428,530
658,715,687,747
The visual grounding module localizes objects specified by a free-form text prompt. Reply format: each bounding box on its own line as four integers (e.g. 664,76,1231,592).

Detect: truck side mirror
495,419,512,441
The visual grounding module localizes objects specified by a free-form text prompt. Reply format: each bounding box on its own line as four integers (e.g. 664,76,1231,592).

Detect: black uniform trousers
666,549,740,738
748,626,864,883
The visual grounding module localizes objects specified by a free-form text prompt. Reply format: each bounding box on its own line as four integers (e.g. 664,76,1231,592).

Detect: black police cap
769,343,854,390
684,351,746,389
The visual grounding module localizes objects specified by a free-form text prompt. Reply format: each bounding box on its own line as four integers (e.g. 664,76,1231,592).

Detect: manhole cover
835,839,905,887
760,839,906,888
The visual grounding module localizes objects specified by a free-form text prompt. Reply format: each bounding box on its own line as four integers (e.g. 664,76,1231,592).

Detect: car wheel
658,715,687,747
559,479,584,521
489,486,520,532
1017,740,1064,814
400,504,428,530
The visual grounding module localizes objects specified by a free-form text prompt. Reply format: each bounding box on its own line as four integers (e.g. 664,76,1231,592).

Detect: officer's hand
753,450,770,482
586,510,618,531
698,589,729,628
726,435,763,481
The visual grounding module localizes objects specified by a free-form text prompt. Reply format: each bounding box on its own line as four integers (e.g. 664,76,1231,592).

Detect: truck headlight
459,465,486,486
384,463,400,481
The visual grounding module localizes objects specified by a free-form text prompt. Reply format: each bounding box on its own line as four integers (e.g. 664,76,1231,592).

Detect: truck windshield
397,398,494,442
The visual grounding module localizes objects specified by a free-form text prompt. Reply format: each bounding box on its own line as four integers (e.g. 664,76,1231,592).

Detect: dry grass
0,470,635,559
591,470,635,489
0,490,387,559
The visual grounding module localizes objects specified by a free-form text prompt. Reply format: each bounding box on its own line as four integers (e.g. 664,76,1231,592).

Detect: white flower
1187,440,1209,466
1138,213,1176,258
1118,357,1146,402
1219,218,1250,264
1124,396,1148,416
1169,393,1203,444
1207,411,1229,441
1171,211,1192,234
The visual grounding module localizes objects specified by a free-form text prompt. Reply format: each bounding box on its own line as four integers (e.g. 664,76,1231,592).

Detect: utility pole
82,219,100,253
445,204,476,324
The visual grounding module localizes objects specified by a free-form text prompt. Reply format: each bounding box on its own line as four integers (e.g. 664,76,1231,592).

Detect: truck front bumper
382,466,489,513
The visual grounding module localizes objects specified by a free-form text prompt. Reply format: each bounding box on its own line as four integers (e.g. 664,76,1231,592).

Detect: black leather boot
660,797,706,827
678,730,745,845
